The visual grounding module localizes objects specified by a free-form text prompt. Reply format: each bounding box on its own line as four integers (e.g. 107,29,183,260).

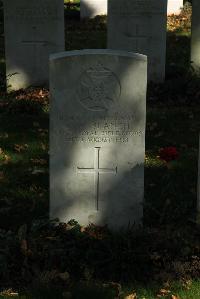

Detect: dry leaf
40,143,47,150
32,168,46,174
125,293,137,299
3,154,11,164
14,143,28,152
157,288,171,297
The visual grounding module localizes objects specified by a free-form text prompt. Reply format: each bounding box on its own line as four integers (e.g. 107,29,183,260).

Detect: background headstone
3,0,65,91
167,0,183,15
50,49,147,229
107,0,167,82
80,0,107,18
191,0,200,71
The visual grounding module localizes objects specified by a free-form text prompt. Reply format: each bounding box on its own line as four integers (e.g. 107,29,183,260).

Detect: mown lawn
0,4,200,299
0,104,199,229
0,280,200,298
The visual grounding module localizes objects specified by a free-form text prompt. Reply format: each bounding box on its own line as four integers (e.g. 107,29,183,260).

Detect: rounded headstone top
50,49,147,62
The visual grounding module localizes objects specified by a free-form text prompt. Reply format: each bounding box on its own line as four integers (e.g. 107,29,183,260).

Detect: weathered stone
107,0,167,82
3,0,65,91
191,0,200,71
50,49,147,229
80,0,107,18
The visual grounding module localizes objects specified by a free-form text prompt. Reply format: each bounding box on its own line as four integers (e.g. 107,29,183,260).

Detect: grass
0,109,49,229
1,12,198,230
0,105,199,229
0,4,200,298
0,280,200,298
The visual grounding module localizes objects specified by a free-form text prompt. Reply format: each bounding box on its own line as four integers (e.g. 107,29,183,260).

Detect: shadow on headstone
50,49,147,230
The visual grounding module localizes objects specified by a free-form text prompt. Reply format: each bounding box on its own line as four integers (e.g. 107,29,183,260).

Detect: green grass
0,7,200,299
0,105,199,229
1,280,200,298
0,112,49,229
123,280,200,299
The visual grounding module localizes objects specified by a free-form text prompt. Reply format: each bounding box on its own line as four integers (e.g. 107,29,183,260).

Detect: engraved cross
77,147,117,211
21,40,48,46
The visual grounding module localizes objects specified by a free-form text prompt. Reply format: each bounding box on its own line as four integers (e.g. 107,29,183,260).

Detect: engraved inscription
110,0,165,15
77,63,121,112
55,113,143,144
77,147,117,210
5,6,59,23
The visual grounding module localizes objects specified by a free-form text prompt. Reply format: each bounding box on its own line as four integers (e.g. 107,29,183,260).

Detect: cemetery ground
0,4,200,299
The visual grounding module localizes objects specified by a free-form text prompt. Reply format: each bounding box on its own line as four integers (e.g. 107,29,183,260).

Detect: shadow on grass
166,33,191,78
0,112,49,229
0,106,199,297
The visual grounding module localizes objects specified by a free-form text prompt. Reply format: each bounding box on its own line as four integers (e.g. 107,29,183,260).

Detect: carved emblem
77,63,121,111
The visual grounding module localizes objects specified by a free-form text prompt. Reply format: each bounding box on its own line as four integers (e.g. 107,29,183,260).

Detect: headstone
80,0,107,18
191,0,200,71
167,0,183,15
50,49,147,229
107,0,167,82
3,0,65,91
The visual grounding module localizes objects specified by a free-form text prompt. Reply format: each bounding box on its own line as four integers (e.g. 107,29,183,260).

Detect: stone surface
3,0,65,91
50,49,147,229
107,0,167,82
167,0,183,15
80,0,107,18
191,0,200,71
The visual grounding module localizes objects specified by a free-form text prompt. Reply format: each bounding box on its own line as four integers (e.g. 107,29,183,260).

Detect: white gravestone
167,0,183,15
3,0,65,91
191,0,200,71
50,49,147,229
80,0,107,18
107,0,167,82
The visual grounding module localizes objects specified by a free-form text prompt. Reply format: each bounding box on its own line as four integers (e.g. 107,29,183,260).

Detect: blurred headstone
191,0,200,71
107,0,167,82
167,0,183,15
4,0,65,91
80,0,107,18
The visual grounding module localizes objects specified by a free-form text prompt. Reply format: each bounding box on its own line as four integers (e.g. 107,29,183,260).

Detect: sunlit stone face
80,0,107,18
3,0,65,91
50,49,147,229
191,0,200,70
107,0,167,82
